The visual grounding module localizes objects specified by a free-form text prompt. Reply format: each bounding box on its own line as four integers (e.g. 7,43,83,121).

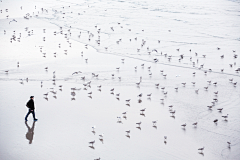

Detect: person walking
25,96,38,121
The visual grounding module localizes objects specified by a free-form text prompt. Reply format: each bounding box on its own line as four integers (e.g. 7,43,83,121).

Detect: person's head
30,96,34,99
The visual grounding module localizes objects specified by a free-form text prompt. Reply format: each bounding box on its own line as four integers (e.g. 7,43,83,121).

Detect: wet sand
0,0,240,159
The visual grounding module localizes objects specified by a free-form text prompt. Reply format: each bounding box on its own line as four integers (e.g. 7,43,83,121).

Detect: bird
126,99,131,103
122,111,127,115
140,108,146,113
92,126,96,131
227,142,231,147
152,120,158,126
192,122,198,126
117,116,121,121
89,140,95,146
110,88,114,92
198,147,204,153
9,19,17,24
136,122,142,126
147,93,152,97
138,93,142,98
155,84,159,87
213,119,218,123
217,108,223,112
99,133,104,139
207,105,213,109
170,110,176,116
222,114,228,120
72,72,78,75
126,130,130,135
181,123,187,128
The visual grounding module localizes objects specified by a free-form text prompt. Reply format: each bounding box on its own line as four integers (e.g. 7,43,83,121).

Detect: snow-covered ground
0,0,240,159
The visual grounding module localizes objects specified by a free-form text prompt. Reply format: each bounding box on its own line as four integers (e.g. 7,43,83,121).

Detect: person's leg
32,110,37,120
25,109,31,121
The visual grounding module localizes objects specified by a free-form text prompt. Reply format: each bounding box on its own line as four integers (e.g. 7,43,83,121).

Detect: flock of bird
1,1,239,159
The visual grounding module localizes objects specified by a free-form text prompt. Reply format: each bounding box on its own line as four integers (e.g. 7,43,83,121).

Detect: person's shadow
25,121,36,144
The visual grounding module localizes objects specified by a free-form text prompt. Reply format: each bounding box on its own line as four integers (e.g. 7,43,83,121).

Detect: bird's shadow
136,127,141,130
138,99,142,103
92,131,96,135
198,152,204,156
98,89,101,92
117,120,123,124
126,135,130,138
89,146,95,149
126,104,130,107
99,138,104,144
44,97,48,101
164,141,167,145
116,97,120,101
123,116,127,120
71,98,75,101
170,115,175,119
153,125,157,129
88,96,92,99
140,113,145,117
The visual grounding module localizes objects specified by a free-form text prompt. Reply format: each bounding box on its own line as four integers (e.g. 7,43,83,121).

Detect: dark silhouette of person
25,121,36,144
25,96,38,121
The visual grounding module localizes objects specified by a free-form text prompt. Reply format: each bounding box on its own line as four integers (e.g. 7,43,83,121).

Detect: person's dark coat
26,99,35,110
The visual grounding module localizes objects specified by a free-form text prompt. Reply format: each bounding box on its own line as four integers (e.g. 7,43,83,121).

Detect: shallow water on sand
0,0,240,159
